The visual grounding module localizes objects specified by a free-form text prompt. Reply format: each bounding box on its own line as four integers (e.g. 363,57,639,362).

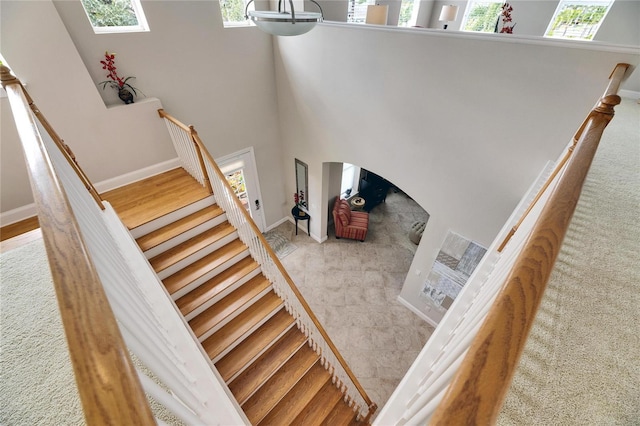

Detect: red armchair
332,199,369,242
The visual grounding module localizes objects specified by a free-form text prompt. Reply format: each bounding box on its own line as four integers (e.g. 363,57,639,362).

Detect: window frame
544,0,615,41
220,0,254,28
460,1,504,33
81,0,150,34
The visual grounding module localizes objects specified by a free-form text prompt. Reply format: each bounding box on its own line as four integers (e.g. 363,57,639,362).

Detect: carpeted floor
497,97,640,425
0,239,84,425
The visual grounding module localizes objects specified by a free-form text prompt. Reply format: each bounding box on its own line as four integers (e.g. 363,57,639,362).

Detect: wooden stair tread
163,238,247,295
189,275,271,338
201,291,283,360
149,221,235,272
102,168,210,229
256,361,331,425
291,378,346,426
215,309,295,382
229,327,308,405
176,256,260,316
242,346,321,424
321,398,360,426
136,204,223,252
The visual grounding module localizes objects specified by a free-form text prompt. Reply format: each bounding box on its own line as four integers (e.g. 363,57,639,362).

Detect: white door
217,148,266,232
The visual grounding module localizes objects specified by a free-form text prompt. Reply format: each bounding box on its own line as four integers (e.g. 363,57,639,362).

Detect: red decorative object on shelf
98,51,141,104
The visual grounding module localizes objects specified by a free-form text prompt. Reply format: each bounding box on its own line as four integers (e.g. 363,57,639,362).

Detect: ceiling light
245,0,323,36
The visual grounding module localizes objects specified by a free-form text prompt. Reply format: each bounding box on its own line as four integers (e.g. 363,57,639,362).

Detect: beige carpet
0,239,84,425
497,97,640,425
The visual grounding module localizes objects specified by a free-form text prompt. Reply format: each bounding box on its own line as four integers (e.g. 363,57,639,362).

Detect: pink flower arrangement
499,2,515,34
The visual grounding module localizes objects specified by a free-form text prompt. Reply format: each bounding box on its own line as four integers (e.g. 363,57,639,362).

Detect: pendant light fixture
245,0,323,36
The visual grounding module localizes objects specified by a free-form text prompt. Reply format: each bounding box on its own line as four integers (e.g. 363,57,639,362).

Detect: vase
118,88,134,104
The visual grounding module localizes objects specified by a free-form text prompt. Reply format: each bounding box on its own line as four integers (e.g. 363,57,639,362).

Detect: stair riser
211,304,284,364
130,196,215,238
157,232,239,279
143,214,228,259
184,267,263,322
235,339,310,406
222,322,298,384
171,251,250,300
197,286,276,343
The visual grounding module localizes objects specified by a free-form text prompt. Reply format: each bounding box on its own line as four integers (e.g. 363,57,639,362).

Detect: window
461,1,503,33
226,170,250,212
398,0,419,27
80,0,149,33
341,163,360,198
348,0,375,23
545,0,614,40
221,0,254,27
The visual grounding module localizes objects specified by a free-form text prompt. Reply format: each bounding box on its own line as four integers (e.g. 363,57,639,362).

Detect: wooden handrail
430,63,628,425
2,66,155,425
159,108,377,417
498,62,630,253
1,67,105,210
189,125,214,194
192,129,378,418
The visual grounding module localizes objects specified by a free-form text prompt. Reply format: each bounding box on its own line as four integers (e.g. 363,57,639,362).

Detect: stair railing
2,65,248,425
159,109,378,420
375,63,630,425
159,110,213,193
1,65,153,425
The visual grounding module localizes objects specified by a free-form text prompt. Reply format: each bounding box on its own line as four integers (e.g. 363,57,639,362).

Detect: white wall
274,23,639,321
0,0,176,216
426,0,640,49
1,0,286,228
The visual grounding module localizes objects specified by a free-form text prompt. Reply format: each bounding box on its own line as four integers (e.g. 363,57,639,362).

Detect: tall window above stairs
80,0,149,34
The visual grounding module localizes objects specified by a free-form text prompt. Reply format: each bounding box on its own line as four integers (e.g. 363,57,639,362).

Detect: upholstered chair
332,199,369,242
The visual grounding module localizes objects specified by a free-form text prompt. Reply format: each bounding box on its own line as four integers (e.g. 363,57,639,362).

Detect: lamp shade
248,11,322,36
438,5,459,22
365,5,388,25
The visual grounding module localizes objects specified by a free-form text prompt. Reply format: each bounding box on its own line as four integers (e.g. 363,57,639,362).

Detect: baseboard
397,295,441,328
282,216,325,243
93,157,181,193
620,89,640,100
0,203,37,227
265,217,290,232
0,158,181,227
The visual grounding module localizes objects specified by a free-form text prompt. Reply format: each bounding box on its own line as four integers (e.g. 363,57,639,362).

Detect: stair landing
101,167,210,229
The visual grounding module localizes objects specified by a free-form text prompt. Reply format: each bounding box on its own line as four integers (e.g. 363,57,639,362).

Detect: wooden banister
0,67,105,210
159,107,377,417
498,63,630,253
429,63,628,425
192,129,378,417
2,66,155,425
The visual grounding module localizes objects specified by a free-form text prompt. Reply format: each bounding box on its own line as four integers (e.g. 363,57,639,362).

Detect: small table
350,196,366,211
291,206,310,236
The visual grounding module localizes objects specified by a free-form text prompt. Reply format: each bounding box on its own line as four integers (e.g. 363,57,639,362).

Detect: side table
350,196,366,211
291,206,310,236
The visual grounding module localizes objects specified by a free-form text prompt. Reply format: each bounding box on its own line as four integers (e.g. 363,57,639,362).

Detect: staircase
129,190,366,425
